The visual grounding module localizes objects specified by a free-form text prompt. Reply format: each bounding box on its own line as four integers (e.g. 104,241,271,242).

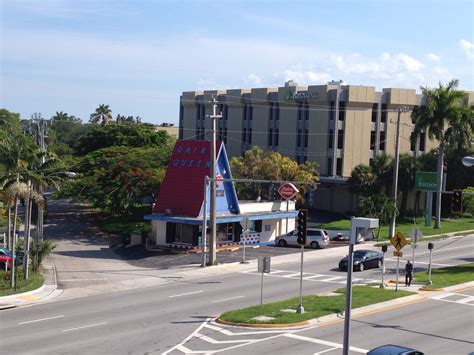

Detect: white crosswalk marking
430,292,474,306
241,269,379,286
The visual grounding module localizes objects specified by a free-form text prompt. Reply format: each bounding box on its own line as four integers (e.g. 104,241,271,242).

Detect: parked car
0,248,23,269
275,229,330,249
338,249,383,271
331,232,349,242
367,344,424,354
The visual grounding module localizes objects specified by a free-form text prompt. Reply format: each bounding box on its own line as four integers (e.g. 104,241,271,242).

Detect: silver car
275,229,330,249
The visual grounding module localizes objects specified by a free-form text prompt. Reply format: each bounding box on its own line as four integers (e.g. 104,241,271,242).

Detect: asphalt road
1,235,473,354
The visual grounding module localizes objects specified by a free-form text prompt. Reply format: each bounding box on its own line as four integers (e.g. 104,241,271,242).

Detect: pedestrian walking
405,260,413,286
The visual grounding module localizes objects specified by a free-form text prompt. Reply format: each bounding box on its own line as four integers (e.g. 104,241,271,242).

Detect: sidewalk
0,258,60,310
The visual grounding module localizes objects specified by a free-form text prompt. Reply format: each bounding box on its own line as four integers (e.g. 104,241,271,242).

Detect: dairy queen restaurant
144,139,298,249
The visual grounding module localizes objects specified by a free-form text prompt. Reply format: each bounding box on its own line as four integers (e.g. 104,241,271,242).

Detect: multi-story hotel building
179,81,473,213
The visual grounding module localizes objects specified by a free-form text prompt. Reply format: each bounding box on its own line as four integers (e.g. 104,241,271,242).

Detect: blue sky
1,0,473,125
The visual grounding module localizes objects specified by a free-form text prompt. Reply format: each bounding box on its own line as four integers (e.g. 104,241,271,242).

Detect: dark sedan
339,249,383,271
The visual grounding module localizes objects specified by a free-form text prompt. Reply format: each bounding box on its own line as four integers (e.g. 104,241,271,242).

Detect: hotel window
330,101,335,120
304,129,309,148
297,129,302,147
328,130,334,149
410,136,416,152
379,131,386,150
371,104,378,123
275,129,279,146
338,101,346,121
337,129,344,149
370,131,376,150
420,131,426,152
268,129,273,146
381,104,387,123
336,158,343,176
242,128,247,142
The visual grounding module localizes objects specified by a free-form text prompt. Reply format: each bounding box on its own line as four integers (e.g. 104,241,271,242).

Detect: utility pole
389,107,408,238
32,113,50,267
208,96,221,265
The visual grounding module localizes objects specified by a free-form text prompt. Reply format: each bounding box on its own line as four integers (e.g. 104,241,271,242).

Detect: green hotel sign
415,171,438,191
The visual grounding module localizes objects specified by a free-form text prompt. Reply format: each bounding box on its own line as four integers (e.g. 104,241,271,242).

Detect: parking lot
114,241,347,269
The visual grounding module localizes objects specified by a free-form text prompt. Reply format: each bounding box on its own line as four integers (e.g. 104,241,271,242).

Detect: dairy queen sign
277,183,299,200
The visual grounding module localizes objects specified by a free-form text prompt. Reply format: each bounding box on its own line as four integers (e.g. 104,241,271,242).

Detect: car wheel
377,259,383,268
310,241,320,249
278,239,287,247
358,263,365,272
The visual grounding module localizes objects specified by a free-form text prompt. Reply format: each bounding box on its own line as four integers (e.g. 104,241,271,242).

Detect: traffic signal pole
296,209,307,314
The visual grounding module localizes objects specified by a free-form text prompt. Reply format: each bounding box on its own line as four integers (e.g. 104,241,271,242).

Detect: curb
0,257,59,309
216,317,309,328
215,281,474,329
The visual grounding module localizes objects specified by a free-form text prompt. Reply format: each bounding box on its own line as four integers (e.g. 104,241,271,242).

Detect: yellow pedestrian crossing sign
390,232,408,251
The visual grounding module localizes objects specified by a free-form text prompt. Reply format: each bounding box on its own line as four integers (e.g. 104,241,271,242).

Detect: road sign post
380,245,388,288
428,242,434,285
258,256,271,306
240,218,250,264
409,226,422,273
390,232,408,291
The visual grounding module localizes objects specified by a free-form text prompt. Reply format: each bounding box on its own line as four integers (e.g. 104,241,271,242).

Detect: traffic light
297,209,308,245
452,190,463,213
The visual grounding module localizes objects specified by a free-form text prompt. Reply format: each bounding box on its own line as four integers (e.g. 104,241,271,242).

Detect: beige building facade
179,81,473,213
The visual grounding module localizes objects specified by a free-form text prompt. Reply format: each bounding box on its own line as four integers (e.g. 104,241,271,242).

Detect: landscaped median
218,286,414,327
415,262,474,290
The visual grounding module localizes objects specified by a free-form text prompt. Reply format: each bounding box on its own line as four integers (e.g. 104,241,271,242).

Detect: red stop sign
277,183,299,200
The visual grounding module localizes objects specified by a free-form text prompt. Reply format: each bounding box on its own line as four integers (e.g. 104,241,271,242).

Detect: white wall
239,200,296,213
151,221,167,245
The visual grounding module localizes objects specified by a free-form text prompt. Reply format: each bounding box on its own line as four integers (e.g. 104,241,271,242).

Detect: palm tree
412,79,474,228
370,153,393,193
347,164,377,196
90,104,112,127
52,111,69,121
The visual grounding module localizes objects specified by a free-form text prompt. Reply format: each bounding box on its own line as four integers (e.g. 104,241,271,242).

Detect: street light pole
208,96,221,265
389,107,409,238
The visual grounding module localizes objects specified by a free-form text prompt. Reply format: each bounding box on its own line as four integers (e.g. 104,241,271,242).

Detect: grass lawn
0,270,44,297
319,217,474,241
219,286,413,324
414,262,474,288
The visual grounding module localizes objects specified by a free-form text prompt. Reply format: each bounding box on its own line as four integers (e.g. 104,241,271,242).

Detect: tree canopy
64,145,172,215
230,146,319,202
75,122,175,155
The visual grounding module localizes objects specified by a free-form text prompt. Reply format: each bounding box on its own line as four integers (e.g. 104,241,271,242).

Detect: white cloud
244,74,262,87
273,70,331,86
459,39,474,60
426,53,440,62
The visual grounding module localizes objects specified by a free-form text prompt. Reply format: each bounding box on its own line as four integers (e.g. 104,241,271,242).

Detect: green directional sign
415,171,438,191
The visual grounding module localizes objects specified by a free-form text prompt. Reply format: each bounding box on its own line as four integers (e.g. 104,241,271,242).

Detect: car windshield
353,251,367,258
0,249,12,256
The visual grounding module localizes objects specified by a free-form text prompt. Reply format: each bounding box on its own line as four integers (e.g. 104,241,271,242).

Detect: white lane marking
204,323,289,335
282,273,304,278
315,347,339,354
284,333,368,353
196,332,256,344
62,322,108,332
169,290,203,298
18,315,64,325
385,258,453,267
304,274,327,280
211,295,245,303
457,296,474,304
163,317,212,355
320,276,345,282
60,279,108,282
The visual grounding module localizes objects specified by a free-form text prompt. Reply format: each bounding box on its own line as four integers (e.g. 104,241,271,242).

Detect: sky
1,0,473,125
